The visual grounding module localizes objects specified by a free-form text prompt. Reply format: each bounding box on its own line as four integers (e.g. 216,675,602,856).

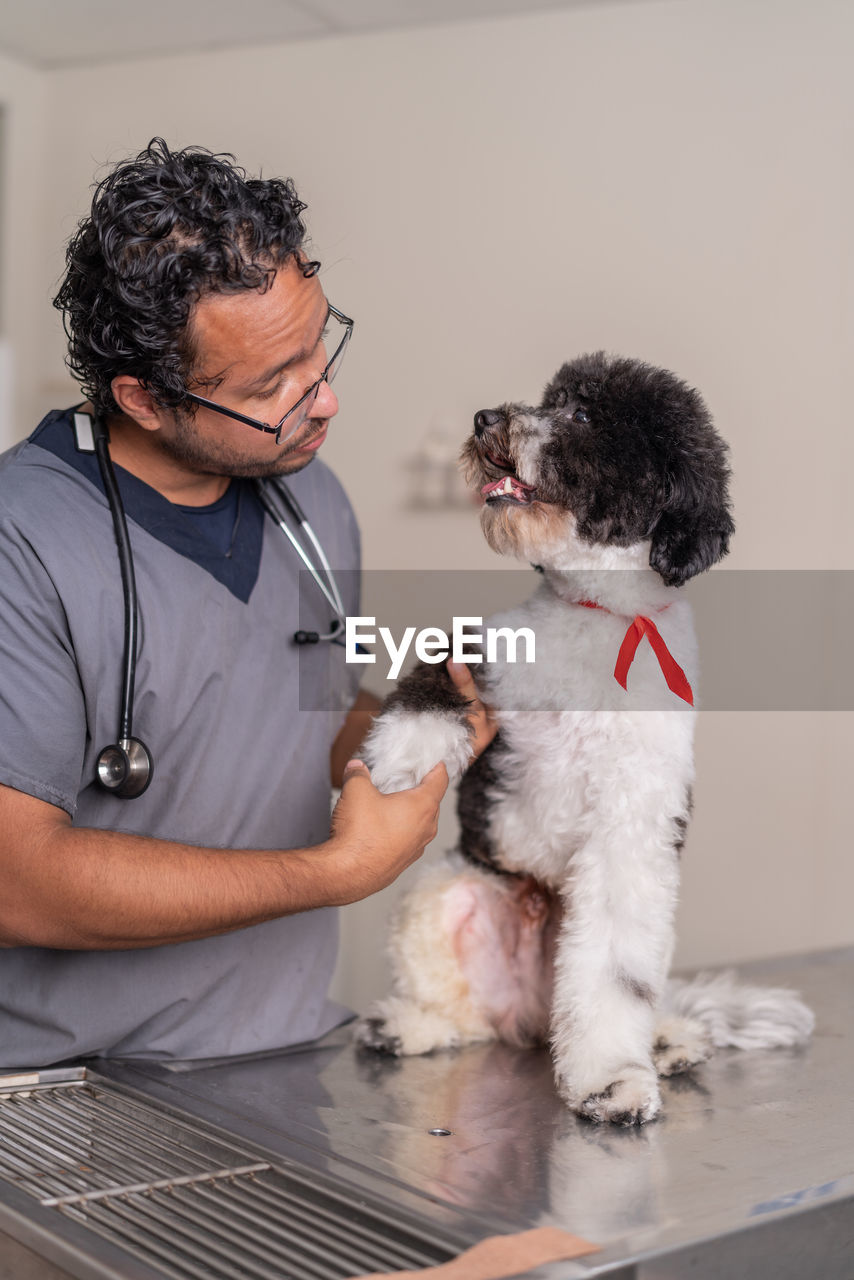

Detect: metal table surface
2,947,853,1278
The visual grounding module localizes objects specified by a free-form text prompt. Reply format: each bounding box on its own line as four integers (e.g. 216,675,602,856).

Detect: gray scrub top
0,409,361,1067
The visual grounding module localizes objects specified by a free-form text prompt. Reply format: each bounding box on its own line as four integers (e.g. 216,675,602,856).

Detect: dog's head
462,352,734,587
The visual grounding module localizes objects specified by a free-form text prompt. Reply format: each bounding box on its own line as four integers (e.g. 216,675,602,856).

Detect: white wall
2,0,852,1007
0,50,50,440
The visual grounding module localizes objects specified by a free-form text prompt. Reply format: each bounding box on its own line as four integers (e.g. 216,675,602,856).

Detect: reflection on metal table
0,947,852,1279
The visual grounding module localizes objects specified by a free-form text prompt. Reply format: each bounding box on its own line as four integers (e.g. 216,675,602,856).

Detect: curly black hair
53,138,319,415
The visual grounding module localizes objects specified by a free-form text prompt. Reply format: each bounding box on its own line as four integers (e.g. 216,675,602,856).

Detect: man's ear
111,377,166,432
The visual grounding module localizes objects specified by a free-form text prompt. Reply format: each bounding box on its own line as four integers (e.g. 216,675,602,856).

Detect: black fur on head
466,352,734,587
540,353,733,585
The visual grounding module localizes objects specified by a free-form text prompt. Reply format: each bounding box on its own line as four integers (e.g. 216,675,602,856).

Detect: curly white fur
360,707,473,794
665,970,815,1050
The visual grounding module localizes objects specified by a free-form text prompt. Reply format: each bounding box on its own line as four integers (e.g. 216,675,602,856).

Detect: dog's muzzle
474,408,504,437
471,407,537,506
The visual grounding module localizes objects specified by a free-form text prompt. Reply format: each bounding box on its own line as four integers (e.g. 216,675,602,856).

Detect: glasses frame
183,304,353,444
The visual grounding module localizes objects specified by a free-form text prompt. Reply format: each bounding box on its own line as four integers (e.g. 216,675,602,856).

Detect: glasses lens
275,310,352,443
277,390,316,443
325,321,351,386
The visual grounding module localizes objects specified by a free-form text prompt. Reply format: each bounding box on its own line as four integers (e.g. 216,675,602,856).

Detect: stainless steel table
1,947,852,1279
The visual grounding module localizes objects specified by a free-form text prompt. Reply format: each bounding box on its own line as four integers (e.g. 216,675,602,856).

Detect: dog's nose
474,409,503,437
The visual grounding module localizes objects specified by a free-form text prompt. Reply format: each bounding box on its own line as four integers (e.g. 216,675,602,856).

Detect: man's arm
0,762,447,951
1,660,497,952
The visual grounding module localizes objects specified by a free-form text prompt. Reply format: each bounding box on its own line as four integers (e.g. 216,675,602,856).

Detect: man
0,139,491,1067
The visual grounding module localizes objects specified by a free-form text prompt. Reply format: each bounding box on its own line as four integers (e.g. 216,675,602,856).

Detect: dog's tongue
482,475,535,499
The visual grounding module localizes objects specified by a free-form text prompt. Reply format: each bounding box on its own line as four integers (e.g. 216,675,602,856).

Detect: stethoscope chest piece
96,738,153,799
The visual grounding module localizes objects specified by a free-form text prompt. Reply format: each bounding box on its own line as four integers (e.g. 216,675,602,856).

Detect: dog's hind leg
355,859,557,1057
354,862,500,1056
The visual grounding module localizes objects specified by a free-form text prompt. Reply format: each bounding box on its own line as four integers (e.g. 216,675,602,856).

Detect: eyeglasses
183,304,353,444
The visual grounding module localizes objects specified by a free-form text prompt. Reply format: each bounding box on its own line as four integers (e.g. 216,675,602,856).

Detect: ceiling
0,0,623,69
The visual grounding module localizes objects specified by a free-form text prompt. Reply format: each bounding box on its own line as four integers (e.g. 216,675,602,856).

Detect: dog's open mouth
480,450,537,505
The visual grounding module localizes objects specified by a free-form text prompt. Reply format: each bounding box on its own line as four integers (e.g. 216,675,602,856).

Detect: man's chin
222,452,316,479
268,451,317,476
224,424,328,478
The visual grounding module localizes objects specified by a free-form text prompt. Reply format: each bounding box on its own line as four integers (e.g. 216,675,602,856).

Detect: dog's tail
664,970,814,1050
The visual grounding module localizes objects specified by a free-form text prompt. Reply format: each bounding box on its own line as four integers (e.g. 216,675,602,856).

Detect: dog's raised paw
354,1016,402,1056
360,708,472,795
572,1066,662,1126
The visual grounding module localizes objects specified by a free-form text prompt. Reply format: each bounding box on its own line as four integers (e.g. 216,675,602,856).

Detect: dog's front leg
551,823,681,1126
360,661,476,794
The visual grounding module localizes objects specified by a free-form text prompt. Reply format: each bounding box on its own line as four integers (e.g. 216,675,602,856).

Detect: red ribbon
577,601,694,706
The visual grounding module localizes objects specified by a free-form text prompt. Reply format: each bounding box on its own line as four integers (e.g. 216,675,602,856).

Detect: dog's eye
573,408,591,424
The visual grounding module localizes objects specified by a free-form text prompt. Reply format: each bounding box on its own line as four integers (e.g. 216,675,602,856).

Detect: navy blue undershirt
177,481,242,558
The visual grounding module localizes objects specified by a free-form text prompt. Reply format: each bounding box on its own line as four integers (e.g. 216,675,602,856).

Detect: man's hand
447,659,499,759
323,759,449,904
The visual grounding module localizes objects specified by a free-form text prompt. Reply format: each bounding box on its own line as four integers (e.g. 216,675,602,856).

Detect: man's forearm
3,822,341,950
0,760,448,952
0,661,494,953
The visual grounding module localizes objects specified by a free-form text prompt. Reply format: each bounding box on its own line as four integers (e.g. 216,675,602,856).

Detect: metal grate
0,1076,456,1279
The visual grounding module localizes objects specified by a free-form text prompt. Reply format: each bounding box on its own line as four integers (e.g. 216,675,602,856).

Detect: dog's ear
649,453,734,587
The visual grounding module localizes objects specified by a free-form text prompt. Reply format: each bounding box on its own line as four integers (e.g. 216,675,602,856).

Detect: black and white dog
356,352,812,1126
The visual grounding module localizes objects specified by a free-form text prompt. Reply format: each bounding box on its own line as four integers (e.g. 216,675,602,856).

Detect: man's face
156,257,339,478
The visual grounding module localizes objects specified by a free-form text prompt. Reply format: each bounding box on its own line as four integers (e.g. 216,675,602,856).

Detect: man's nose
314,377,339,420
474,409,503,437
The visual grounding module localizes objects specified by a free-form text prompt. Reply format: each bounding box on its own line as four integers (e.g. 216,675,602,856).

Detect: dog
355,352,813,1125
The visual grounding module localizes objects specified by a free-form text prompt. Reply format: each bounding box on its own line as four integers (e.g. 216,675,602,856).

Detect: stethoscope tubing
253,479,346,633
93,418,139,744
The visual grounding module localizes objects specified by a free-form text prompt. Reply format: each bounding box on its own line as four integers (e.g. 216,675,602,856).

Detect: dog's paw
360,707,472,795
653,1015,713,1077
354,1015,402,1057
566,1065,662,1126
353,998,467,1057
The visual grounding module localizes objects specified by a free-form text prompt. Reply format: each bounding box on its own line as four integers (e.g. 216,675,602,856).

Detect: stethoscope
82,411,346,799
